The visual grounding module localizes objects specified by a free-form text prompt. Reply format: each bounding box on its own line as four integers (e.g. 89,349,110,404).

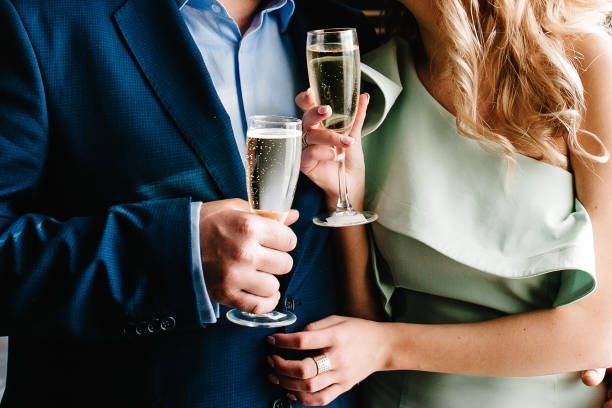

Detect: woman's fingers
304,315,345,331
269,371,336,393
582,368,606,386
302,105,331,130
345,93,369,162
300,92,369,136
303,128,355,149
295,88,317,113
268,328,334,350
288,384,346,407
268,355,318,379
349,93,370,140
301,145,337,169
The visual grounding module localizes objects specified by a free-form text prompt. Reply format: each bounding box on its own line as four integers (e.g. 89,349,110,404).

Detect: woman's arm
267,34,612,405
331,225,383,320
297,91,383,320
387,32,612,378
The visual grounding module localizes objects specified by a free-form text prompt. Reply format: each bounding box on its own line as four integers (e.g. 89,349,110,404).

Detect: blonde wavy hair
386,0,612,169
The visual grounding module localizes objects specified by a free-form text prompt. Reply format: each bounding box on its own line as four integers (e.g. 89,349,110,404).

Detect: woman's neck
401,1,457,116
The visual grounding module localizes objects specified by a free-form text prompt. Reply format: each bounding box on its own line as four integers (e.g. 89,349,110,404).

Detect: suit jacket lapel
113,0,247,200
286,10,309,93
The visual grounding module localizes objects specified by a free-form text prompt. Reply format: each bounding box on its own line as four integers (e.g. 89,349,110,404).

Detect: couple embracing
1,0,611,407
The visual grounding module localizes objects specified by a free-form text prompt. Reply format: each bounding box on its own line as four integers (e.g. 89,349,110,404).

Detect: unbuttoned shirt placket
181,0,298,163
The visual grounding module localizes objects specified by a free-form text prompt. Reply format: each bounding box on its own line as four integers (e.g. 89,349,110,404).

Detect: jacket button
135,322,148,336
283,296,295,313
135,322,147,336
123,323,137,337
160,316,176,331
147,318,161,334
272,397,292,408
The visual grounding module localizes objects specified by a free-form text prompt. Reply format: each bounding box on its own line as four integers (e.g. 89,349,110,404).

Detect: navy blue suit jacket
0,0,377,406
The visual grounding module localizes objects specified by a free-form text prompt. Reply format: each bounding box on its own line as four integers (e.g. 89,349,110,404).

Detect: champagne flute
225,115,302,328
306,28,378,227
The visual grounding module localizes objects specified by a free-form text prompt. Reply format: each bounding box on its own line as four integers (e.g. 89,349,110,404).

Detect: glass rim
307,27,357,36
248,115,302,126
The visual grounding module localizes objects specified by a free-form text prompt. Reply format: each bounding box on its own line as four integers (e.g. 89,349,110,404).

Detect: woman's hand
297,90,370,211
581,368,612,407
266,315,388,406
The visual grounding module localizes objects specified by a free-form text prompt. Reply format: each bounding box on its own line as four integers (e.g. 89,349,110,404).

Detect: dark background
335,0,385,34
337,0,377,8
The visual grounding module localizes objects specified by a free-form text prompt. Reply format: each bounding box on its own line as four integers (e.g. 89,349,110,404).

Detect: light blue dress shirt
180,0,299,325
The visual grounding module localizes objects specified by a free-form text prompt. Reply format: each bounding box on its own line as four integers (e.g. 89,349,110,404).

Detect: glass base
226,309,297,328
313,210,378,227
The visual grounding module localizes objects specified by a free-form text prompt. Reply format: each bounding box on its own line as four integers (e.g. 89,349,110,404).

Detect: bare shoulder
570,32,612,83
567,32,612,208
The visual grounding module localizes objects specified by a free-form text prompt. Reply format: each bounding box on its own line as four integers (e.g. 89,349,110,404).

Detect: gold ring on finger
302,130,310,150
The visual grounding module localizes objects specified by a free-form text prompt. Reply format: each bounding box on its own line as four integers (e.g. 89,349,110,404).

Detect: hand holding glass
306,28,377,227
225,116,302,328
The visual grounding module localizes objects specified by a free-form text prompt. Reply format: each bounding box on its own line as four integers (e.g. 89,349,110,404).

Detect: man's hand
199,199,298,313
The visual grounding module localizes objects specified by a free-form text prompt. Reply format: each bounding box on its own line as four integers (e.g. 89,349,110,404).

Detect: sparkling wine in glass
225,115,301,328
306,28,378,227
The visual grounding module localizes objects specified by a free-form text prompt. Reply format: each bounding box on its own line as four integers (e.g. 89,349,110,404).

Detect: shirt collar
178,0,295,33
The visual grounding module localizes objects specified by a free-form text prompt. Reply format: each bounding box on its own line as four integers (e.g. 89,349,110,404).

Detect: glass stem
335,146,354,214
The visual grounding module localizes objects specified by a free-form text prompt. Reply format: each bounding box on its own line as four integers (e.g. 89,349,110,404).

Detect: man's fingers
285,209,299,226
240,270,281,297
255,218,298,252
582,368,606,386
255,247,294,275
268,328,334,350
232,290,281,315
295,88,317,112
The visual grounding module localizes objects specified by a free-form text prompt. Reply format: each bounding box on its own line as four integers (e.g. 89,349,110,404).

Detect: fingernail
336,151,346,161
584,370,598,377
267,356,275,368
286,393,298,401
306,88,312,96
267,336,275,345
268,374,279,385
341,135,355,145
365,93,370,103
318,106,331,115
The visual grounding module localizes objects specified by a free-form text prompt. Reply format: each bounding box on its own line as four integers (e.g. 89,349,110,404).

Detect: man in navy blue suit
0,0,376,406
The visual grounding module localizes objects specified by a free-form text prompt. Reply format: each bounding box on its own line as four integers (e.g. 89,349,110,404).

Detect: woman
265,0,612,407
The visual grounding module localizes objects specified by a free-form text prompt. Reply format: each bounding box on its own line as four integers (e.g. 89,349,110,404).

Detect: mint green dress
358,38,606,407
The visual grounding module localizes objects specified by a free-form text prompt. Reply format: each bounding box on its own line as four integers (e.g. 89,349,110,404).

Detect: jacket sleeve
0,0,202,341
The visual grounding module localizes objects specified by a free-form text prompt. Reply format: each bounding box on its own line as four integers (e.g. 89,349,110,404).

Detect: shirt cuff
190,201,220,325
